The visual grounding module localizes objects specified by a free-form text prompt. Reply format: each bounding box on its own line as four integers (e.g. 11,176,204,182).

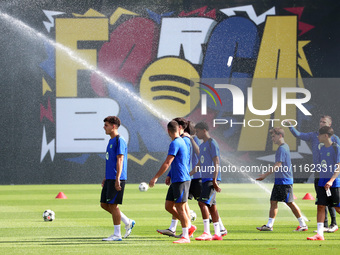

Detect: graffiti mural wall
1,0,339,184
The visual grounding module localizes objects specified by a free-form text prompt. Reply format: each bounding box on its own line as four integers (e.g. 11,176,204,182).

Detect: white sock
267,218,275,228
297,217,306,227
219,217,225,230
114,225,121,237
120,211,129,226
169,219,178,232
203,219,210,234
213,222,221,236
317,222,324,236
182,227,189,239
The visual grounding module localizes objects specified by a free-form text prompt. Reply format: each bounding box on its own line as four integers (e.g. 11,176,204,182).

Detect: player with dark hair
308,126,340,240
286,115,340,232
256,128,307,232
101,116,135,241
157,118,197,238
149,120,191,244
191,121,225,241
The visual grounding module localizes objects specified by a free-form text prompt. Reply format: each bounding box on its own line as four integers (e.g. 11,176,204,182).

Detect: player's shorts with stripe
198,181,219,207
316,186,340,207
166,181,190,203
100,179,125,205
188,178,202,200
270,184,294,203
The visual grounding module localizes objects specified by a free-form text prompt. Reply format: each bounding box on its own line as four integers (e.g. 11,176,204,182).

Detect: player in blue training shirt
256,128,307,232
100,116,135,241
157,118,197,239
286,115,340,232
149,120,191,244
190,121,224,241
308,126,340,241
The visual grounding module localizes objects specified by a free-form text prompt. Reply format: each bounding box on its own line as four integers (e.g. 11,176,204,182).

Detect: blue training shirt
199,138,221,183
168,137,190,183
318,143,340,187
289,127,340,165
274,143,293,185
191,136,202,179
105,136,128,180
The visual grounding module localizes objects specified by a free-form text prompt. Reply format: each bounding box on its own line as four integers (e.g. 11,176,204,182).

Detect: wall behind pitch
0,0,339,184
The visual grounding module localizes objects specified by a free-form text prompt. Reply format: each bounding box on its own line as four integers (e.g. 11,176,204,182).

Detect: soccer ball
43,209,55,221
190,210,197,222
139,182,148,192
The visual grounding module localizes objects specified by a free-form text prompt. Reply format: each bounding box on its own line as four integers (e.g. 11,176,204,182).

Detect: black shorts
166,181,190,203
188,178,202,200
270,184,294,203
316,186,340,207
100,179,126,205
198,181,219,207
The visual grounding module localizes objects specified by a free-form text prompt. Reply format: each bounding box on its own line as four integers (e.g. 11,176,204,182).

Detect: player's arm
256,162,281,181
284,121,311,141
190,135,200,156
190,161,200,176
212,156,221,192
115,154,124,191
149,155,175,187
325,163,340,190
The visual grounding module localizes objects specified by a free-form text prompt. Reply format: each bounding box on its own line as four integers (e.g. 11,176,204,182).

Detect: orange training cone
302,193,315,200
293,194,297,200
56,192,67,199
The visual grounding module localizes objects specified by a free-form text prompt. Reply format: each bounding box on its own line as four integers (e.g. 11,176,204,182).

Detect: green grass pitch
1,183,340,254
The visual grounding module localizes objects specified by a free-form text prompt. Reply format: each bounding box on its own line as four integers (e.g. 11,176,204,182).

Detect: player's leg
157,200,178,237
172,181,191,243
173,202,190,243
326,187,340,232
195,181,217,240
307,186,327,240
209,204,223,240
286,202,308,231
102,180,125,241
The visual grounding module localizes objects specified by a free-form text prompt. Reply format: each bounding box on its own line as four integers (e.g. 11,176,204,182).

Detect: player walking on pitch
149,120,192,243
307,126,340,241
191,121,225,241
256,128,307,232
157,118,197,238
100,116,135,241
286,116,339,232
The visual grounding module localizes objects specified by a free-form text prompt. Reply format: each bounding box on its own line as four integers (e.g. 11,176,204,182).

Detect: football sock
114,225,121,237
182,227,189,239
317,222,324,236
213,222,221,236
203,219,210,234
120,211,129,226
267,218,275,228
219,217,226,230
297,217,306,227
169,219,178,232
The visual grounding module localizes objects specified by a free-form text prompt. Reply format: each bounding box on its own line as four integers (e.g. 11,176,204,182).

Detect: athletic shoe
157,228,176,237
212,234,223,241
220,229,228,236
102,234,122,241
307,234,325,241
188,225,197,236
256,225,273,231
173,237,190,244
294,226,308,232
195,232,212,241
124,219,135,238
326,224,338,233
